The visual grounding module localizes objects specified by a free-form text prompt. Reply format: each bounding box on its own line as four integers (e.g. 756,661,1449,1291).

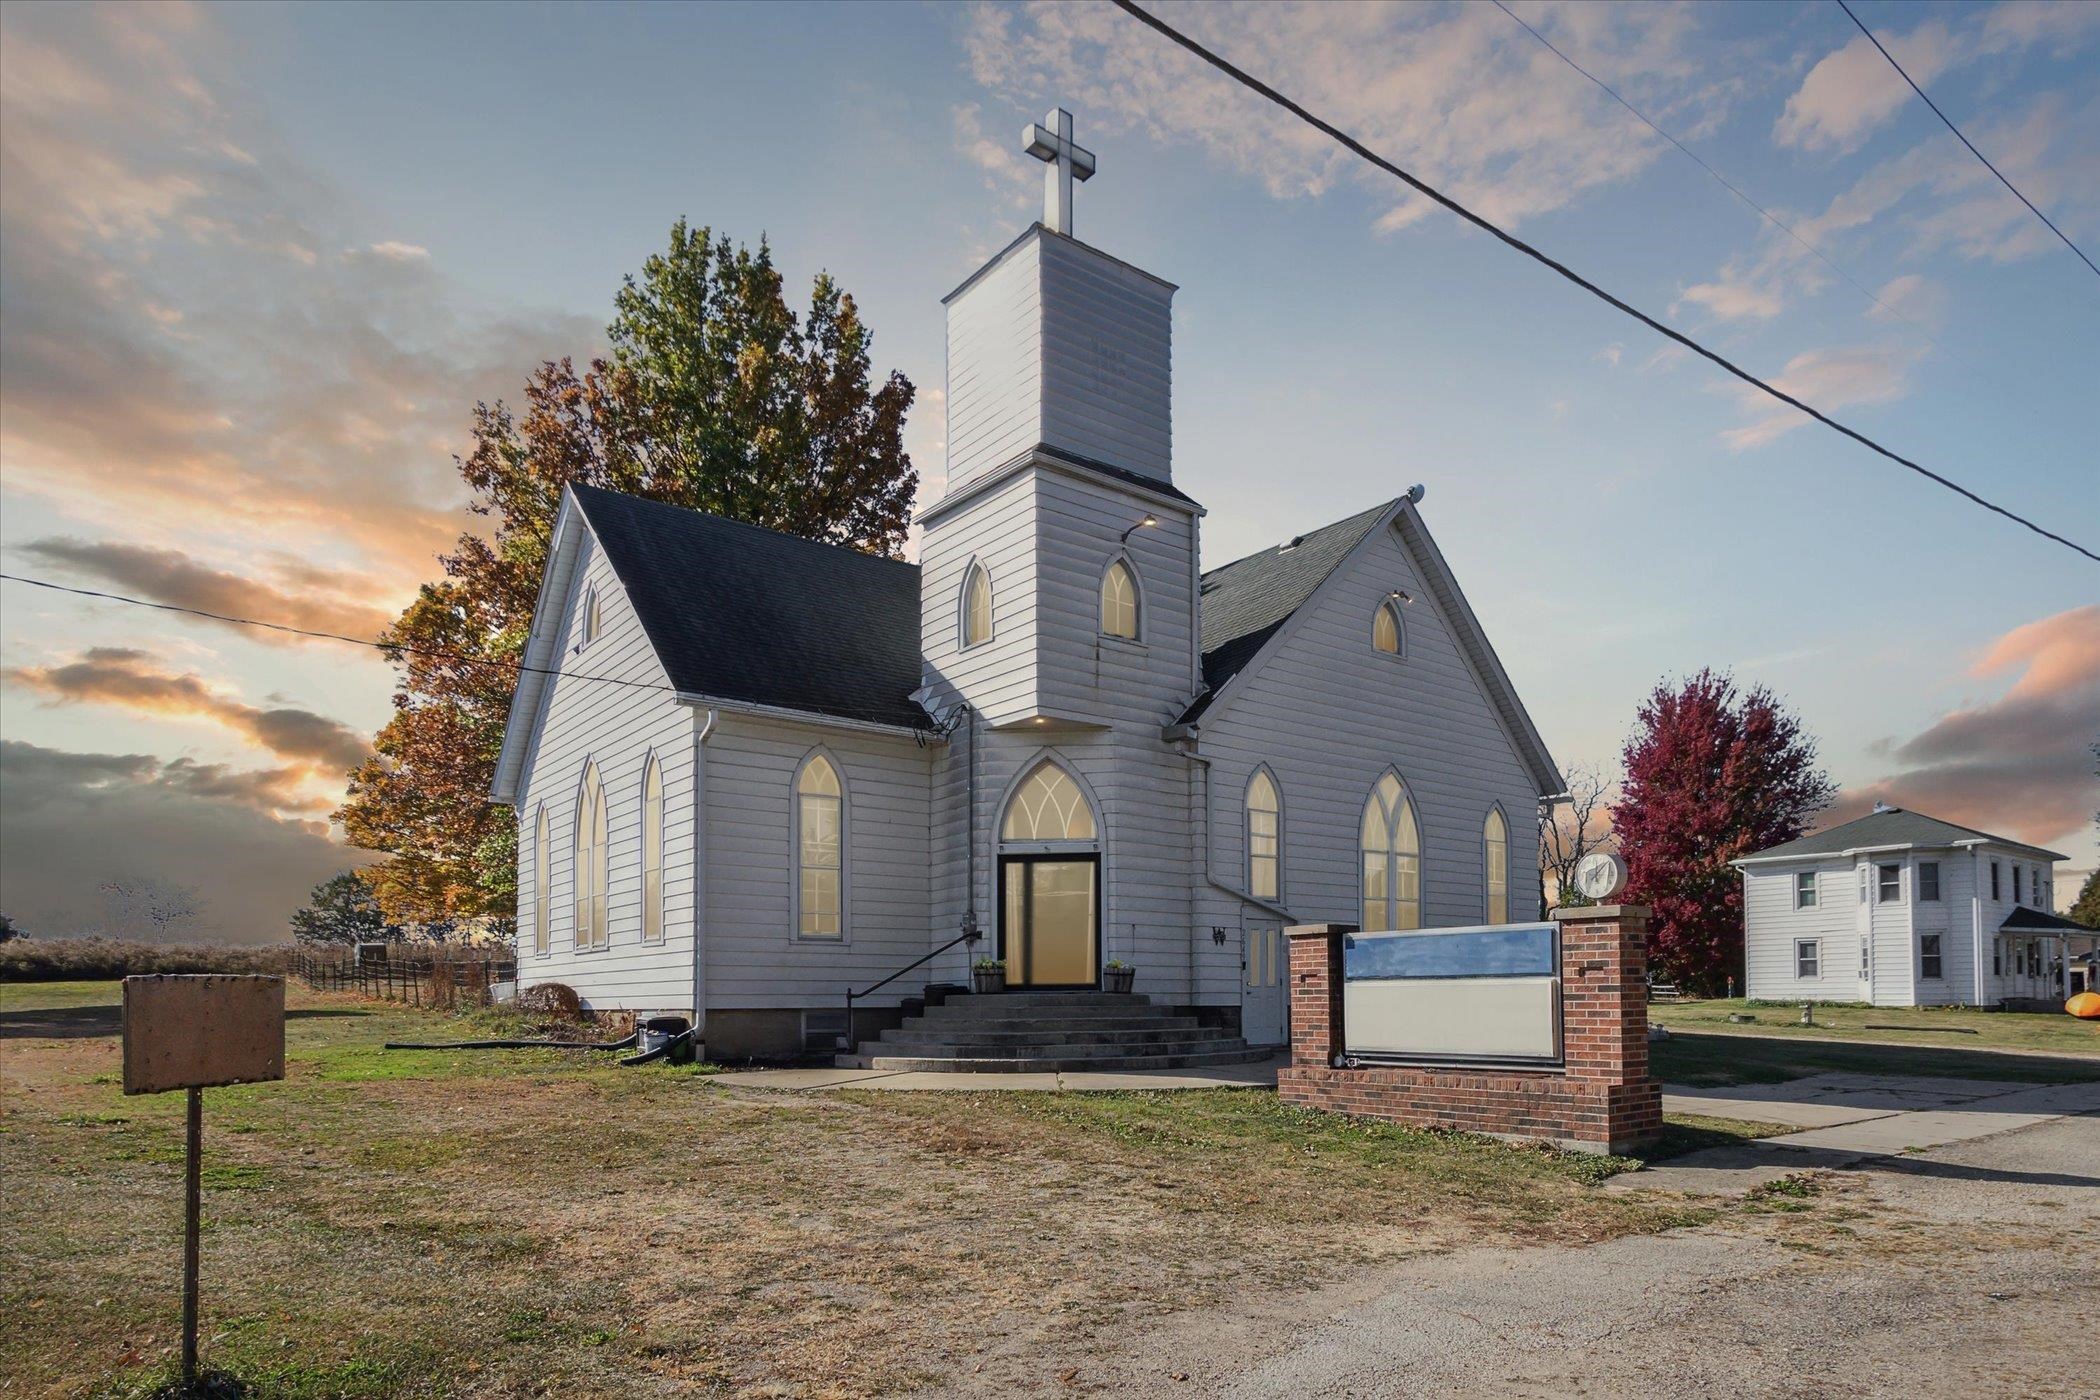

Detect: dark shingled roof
1746,807,2067,864
570,484,928,730
1176,500,1395,725
1998,905,2091,936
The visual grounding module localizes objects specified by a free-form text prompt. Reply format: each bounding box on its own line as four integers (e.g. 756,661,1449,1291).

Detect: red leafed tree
1615,670,1835,994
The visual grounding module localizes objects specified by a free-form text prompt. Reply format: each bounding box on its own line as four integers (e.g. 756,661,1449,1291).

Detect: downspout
1180,747,1293,922
691,708,717,1034
962,703,981,959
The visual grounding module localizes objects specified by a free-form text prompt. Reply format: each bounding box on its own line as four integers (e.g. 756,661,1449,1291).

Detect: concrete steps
839,991,1263,1073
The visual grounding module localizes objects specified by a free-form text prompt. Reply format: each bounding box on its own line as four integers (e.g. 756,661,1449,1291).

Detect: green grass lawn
1649,997,2100,1056
1652,1026,2100,1087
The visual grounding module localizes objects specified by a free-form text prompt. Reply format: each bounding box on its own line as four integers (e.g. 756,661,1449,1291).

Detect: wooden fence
293,948,518,1011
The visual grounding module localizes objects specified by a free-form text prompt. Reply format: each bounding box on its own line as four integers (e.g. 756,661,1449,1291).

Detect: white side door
1240,918,1287,1046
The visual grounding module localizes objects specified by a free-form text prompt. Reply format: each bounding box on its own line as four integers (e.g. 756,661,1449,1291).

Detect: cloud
363,240,430,262
1719,343,1915,450
0,739,363,941
5,646,370,780
1591,342,1623,369
1865,272,1943,325
1829,606,2100,853
961,0,1746,232
1673,276,1784,322
18,537,396,642
1775,20,1959,155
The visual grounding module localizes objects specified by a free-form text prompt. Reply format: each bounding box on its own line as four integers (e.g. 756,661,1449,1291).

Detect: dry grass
0,939,295,982
3,981,1706,1399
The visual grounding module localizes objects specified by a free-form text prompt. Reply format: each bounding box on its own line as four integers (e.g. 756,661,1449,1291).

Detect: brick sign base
1277,908,1662,1155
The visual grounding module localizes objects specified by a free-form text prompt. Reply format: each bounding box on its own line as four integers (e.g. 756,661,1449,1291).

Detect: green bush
0,938,293,982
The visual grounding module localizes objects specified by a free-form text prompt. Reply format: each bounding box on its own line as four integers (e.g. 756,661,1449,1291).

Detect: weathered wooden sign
123,974,285,1096
121,973,286,1387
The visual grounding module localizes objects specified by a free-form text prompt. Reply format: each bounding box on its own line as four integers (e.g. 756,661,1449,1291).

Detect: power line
1107,0,2099,566
1835,0,2098,281
0,571,940,728
1487,0,1913,327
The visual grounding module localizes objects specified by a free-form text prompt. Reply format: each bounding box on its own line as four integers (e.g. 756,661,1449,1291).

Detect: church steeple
940,109,1176,498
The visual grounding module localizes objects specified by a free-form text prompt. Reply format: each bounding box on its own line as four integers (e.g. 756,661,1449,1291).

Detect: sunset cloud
5,646,370,778
1720,343,1915,450
19,537,397,643
1829,606,2100,852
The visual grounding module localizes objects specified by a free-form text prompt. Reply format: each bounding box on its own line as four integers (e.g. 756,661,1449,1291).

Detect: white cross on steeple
1023,107,1095,237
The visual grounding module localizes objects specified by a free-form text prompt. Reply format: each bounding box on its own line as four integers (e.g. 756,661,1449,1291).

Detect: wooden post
181,1086,202,1386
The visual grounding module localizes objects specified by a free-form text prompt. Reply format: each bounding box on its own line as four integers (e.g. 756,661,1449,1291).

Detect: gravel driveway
938,1098,2099,1398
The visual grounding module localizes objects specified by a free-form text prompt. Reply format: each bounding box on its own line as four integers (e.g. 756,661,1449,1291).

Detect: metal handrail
839,927,983,1052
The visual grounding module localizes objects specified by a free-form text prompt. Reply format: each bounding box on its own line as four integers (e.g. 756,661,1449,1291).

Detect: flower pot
971,967,1006,995
1103,966,1135,994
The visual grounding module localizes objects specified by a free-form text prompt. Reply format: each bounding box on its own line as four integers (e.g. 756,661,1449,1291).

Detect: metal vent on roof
1278,535,1304,552
1871,801,1897,814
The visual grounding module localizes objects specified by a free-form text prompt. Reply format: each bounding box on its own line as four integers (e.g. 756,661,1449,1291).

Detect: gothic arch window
573,761,609,949
530,804,550,955
961,561,993,649
795,752,845,940
1360,770,1421,932
1002,761,1098,844
578,583,603,650
1372,598,1404,657
640,754,665,944
1100,558,1140,640
1483,806,1510,925
1246,767,1281,900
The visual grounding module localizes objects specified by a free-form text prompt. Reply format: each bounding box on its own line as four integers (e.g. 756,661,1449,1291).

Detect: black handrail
839,927,983,1052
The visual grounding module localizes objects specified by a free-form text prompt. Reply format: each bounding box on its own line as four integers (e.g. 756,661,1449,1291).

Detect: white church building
492,113,1561,1063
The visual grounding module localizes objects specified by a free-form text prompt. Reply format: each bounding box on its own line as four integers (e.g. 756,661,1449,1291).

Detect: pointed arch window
1246,768,1281,900
1100,559,1139,639
641,756,665,943
1484,807,1509,924
962,562,993,648
1360,772,1420,932
1372,599,1403,656
1002,762,1097,843
796,754,844,939
530,804,550,954
579,583,603,649
573,762,608,949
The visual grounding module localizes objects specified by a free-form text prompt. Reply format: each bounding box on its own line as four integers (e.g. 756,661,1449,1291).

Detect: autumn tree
337,222,916,921
291,872,400,945
1614,670,1835,994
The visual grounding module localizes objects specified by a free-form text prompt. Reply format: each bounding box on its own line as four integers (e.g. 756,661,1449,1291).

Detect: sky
1,0,2095,941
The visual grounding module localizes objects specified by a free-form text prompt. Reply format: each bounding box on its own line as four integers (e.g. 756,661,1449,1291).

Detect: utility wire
0,571,938,728
1835,0,2097,281
1108,0,2098,565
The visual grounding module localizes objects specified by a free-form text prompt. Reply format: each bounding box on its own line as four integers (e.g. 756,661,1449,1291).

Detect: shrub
0,938,294,982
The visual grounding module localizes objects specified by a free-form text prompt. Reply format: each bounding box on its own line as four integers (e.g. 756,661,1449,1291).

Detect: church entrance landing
837,991,1268,1073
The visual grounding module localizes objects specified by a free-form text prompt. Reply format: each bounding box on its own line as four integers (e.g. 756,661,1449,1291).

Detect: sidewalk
708,1053,1287,1093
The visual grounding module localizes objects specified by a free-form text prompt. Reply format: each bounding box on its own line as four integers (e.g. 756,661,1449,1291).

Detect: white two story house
1734,804,2084,1007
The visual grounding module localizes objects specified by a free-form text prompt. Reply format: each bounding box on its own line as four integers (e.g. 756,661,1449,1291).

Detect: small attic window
578,584,602,650
1372,598,1403,656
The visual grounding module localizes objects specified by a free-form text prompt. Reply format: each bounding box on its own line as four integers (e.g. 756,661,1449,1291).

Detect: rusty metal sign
122,974,285,1096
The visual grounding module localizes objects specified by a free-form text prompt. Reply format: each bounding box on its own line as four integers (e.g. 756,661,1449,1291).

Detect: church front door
999,856,1099,989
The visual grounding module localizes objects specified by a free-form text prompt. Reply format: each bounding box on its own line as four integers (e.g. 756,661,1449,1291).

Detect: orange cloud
19,538,398,643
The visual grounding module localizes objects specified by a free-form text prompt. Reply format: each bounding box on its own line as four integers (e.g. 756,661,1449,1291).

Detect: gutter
672,691,941,741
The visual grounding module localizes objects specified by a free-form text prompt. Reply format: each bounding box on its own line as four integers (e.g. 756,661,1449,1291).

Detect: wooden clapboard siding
1741,862,1855,1001
944,233,1042,495
920,471,1041,725
1035,233,1173,485
514,528,697,1011
699,711,935,1009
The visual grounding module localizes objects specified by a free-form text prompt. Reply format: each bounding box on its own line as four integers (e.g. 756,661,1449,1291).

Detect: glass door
999,856,1099,988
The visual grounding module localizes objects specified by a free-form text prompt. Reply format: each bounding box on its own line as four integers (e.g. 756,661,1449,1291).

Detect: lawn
1649,997,2100,1056
2,980,1714,1399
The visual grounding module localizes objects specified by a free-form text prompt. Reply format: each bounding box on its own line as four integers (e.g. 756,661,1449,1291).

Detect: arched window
961,562,993,648
579,584,602,649
530,804,550,954
795,754,844,939
573,762,608,949
1372,599,1403,656
1484,807,1509,924
1360,772,1420,931
1002,762,1097,842
1100,559,1139,639
640,756,664,943
1246,768,1280,900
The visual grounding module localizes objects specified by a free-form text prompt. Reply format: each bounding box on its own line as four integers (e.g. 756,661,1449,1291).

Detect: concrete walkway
708,1053,1287,1093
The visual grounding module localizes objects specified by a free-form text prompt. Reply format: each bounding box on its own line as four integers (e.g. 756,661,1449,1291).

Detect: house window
1858,868,1868,903
578,584,602,649
1993,943,2002,977
795,754,844,939
1859,937,1870,977
1371,599,1403,656
1990,861,2001,900
1878,864,1901,903
1920,933,1943,981
1795,939,1820,979
530,805,550,955
2013,866,2022,904
1795,871,1817,909
1246,769,1280,901
1484,808,1510,923
1360,772,1421,932
1100,560,1139,640
640,756,664,943
573,762,608,950
961,563,993,648
1917,861,1940,903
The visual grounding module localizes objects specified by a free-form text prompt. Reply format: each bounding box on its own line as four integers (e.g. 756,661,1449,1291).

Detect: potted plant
1103,959,1135,994
971,957,1007,994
